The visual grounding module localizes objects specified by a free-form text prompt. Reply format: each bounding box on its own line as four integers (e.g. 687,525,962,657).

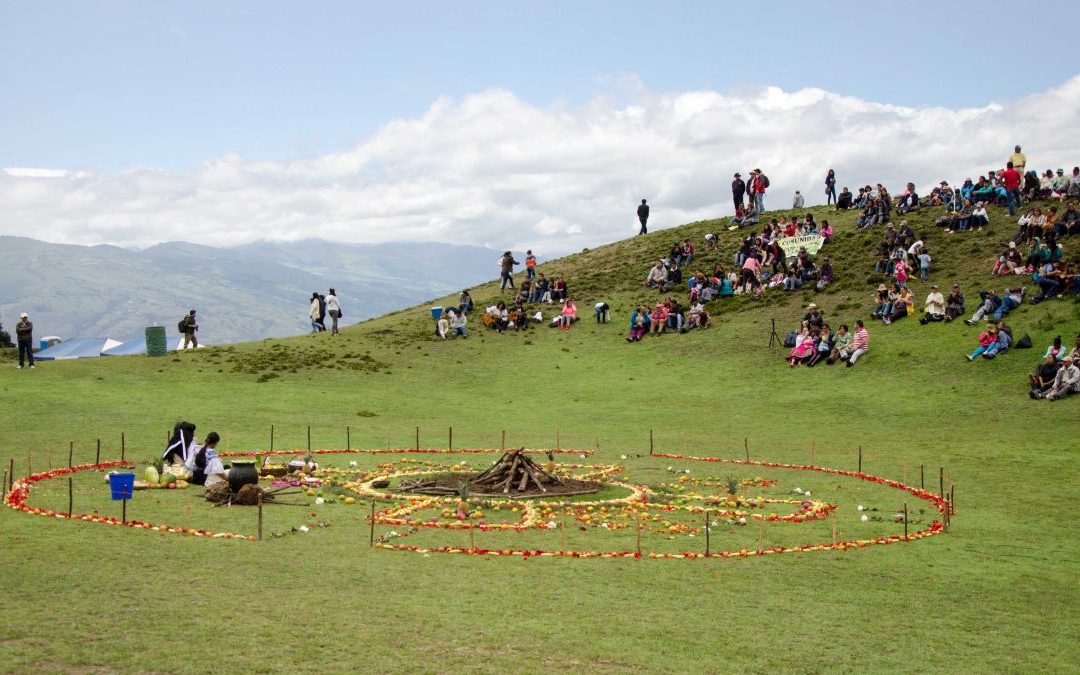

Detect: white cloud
3,76,1080,253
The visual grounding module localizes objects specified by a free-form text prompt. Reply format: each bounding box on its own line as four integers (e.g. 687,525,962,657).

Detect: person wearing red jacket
1001,161,1022,216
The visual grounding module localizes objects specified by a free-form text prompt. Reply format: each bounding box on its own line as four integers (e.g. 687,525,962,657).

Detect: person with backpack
179,309,198,349
752,168,769,212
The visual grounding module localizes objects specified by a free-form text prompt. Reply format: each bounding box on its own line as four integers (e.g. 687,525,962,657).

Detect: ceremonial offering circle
4,447,950,558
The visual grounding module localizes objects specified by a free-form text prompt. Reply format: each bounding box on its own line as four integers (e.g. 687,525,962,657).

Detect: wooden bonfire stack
471,450,563,494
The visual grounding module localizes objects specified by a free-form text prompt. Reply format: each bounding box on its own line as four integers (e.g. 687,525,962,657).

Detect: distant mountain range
0,236,501,344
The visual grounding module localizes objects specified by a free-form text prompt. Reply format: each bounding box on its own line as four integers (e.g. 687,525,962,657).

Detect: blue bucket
108,473,136,501
430,306,443,320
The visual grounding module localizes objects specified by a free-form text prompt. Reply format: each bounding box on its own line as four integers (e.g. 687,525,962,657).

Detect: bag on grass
1015,334,1032,349
784,331,797,348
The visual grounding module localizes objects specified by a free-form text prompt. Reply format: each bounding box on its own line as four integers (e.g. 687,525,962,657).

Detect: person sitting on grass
965,288,1025,324
884,286,914,325
530,274,550,303
983,324,1012,359
826,324,851,365
1044,336,1065,362
645,261,668,291
184,432,227,487
163,421,198,468
437,307,452,339
871,284,892,320
555,297,577,330
944,284,965,322
664,298,686,333
920,285,946,324
1030,262,1067,304
967,325,997,361
1029,354,1062,397
992,242,1025,276
787,333,816,367
688,300,711,329
487,302,510,333
1033,355,1080,400
807,324,834,367
627,305,650,342
816,257,834,290
450,310,467,338
649,303,669,335
844,320,870,367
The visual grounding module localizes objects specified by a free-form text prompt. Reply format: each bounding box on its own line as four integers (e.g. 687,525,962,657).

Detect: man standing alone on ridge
1009,145,1026,175
637,199,650,235
15,312,34,369
180,309,199,349
793,191,805,208
732,173,745,211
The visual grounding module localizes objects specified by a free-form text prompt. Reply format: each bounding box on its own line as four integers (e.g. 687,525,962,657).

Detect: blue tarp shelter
100,335,183,356
34,337,122,361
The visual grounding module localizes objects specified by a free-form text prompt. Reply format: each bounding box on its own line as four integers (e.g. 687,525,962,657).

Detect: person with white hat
1035,355,1079,400
15,313,34,369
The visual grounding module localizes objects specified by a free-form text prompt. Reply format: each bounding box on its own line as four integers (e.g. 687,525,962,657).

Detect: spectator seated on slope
1057,201,1080,237
644,260,669,292
1031,355,1079,400
966,324,999,361
484,302,510,332
1029,353,1062,397
944,284,966,322
965,288,1025,324
919,285,946,324
882,286,915,325
897,182,920,214
687,300,711,329
626,305,650,342
992,242,1025,276
836,187,853,210
1030,262,1068,304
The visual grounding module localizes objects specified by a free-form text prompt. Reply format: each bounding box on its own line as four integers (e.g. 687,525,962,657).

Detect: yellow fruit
344,497,356,505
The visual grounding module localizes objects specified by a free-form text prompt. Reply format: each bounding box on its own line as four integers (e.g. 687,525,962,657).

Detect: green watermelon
144,466,160,485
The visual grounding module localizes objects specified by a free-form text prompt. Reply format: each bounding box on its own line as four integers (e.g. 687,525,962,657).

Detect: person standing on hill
1008,145,1026,175
637,199,650,235
751,168,769,212
1001,161,1022,216
525,250,537,280
15,312,34,369
499,251,519,290
179,309,199,349
793,191,805,208
825,169,837,205
309,293,321,333
732,173,745,211
326,288,342,336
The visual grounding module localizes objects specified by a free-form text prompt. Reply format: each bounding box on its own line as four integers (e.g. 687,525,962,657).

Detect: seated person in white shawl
183,432,229,486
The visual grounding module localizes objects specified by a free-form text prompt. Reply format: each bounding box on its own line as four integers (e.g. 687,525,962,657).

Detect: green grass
0,199,1078,673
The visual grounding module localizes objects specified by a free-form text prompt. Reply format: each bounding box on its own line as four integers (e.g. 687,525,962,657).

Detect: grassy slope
0,200,1078,673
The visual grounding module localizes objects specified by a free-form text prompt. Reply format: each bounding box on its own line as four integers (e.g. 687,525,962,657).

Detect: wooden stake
121,498,127,524
257,492,264,541
757,522,765,549
556,427,560,451
501,430,506,451
903,502,909,539
369,499,376,546
636,513,642,556
270,424,275,451
448,426,452,451
920,464,925,489
415,426,420,451
939,466,944,498
346,425,351,450
831,512,838,543
68,476,73,515
469,524,475,551
46,448,51,470
744,437,750,461
858,446,862,473
121,432,126,462
68,441,74,468
1,469,7,497
950,483,955,515
649,429,654,456
95,439,100,465
386,428,391,452
705,511,711,556
307,426,311,452
811,441,816,466
560,520,567,553
8,458,14,490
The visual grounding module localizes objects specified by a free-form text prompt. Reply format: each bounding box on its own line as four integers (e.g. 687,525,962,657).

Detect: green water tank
145,325,167,357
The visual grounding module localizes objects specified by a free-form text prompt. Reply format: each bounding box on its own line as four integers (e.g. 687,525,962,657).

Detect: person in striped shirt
844,320,869,367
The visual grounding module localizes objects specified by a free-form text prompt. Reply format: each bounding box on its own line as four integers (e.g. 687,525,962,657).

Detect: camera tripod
767,318,783,348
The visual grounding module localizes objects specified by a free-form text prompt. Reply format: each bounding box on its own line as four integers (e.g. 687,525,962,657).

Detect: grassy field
1,199,1078,673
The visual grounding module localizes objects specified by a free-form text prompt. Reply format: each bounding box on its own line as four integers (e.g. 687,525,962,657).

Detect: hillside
0,237,502,344
0,198,1077,673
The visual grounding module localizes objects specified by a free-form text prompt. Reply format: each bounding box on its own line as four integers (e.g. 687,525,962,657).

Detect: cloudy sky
3,1,1079,254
